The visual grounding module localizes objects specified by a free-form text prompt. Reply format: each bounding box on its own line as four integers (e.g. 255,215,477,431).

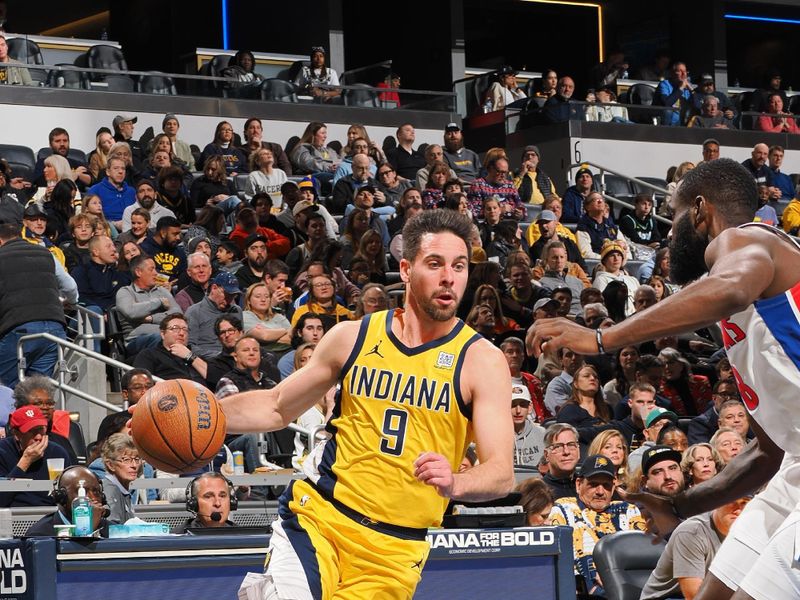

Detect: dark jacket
0,239,66,337
0,437,73,507
330,175,381,215
26,509,110,537
543,472,576,500
189,176,237,209
72,261,130,310
132,344,207,384
688,405,718,445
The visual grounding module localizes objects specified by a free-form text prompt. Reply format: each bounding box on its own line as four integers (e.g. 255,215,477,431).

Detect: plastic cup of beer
47,458,65,480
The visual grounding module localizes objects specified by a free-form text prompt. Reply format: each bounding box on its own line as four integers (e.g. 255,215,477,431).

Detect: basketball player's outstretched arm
220,322,358,434
620,418,783,538
414,340,516,502
527,228,775,356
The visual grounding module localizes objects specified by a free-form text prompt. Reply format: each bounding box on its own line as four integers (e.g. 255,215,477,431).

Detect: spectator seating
628,83,658,124
593,531,666,600
734,90,755,130
260,78,298,103
197,54,230,96
631,177,668,206
46,64,91,90
790,95,800,116
87,44,130,81
137,73,178,95
0,144,36,182
6,37,46,86
37,146,88,166
524,77,541,98
344,83,379,108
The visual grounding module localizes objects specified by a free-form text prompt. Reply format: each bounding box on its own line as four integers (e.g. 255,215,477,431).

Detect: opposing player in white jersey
528,157,800,600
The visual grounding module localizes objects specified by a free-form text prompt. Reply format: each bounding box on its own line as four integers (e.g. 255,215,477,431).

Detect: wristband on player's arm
595,329,606,354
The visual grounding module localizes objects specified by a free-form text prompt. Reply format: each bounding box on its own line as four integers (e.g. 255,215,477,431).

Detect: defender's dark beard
669,213,710,285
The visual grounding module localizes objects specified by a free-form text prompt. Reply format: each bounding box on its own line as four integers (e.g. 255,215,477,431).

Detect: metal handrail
568,160,673,226
15,332,155,412
0,60,455,99
69,305,106,351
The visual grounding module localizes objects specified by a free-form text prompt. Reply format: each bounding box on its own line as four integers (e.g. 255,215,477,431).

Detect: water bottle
483,98,493,113
621,70,629,80
72,480,94,537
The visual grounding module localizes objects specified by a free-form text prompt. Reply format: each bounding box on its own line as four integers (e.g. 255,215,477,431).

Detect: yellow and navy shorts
266,479,430,600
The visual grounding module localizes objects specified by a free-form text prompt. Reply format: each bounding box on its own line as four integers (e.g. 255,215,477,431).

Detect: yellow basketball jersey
310,309,480,529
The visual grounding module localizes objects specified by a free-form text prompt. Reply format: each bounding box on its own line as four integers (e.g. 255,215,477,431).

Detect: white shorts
738,507,800,600
710,454,800,594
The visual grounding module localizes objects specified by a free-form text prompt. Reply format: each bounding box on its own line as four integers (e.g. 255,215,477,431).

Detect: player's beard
669,212,710,285
418,287,460,322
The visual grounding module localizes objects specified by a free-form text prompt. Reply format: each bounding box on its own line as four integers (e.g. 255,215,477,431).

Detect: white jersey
720,222,800,456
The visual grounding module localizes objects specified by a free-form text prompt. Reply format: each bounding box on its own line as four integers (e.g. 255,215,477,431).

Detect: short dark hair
0,224,21,241
95,411,132,448
129,254,153,277
49,127,69,143
214,315,242,336
713,377,737,393
401,209,472,262
675,158,757,224
155,216,182,231
265,259,289,278
159,313,186,331
121,368,154,390
635,354,664,373
291,312,327,348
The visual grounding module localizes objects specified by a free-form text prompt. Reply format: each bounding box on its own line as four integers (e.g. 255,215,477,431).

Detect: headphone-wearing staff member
26,465,110,537
174,472,239,533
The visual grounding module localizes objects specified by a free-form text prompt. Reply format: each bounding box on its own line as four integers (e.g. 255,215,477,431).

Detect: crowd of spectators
0,70,794,592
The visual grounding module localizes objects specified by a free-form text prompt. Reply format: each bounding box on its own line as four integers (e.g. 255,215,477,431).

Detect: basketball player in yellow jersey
222,209,515,600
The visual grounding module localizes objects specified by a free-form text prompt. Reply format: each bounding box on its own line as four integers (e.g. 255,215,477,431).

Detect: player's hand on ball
526,318,600,358
414,452,455,498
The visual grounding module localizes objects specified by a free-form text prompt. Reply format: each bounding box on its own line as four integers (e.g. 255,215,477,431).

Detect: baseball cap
23,204,46,219
533,298,560,312
498,65,517,76
243,233,267,249
292,199,319,217
210,271,241,295
645,407,678,429
578,454,617,479
10,406,48,433
641,445,683,476
575,167,593,179
353,185,376,198
113,114,138,128
444,122,461,132
537,210,557,223
700,74,714,83
511,384,531,404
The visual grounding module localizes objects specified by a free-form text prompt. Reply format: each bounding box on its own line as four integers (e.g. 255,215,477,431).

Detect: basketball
131,379,227,474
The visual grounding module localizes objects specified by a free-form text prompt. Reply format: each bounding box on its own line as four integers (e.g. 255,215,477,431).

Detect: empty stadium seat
628,83,658,124
87,44,128,80
46,64,91,90
0,144,36,182
104,74,135,93
260,78,298,103
593,531,666,600
734,90,755,130
137,73,177,95
197,54,231,96
344,84,379,107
